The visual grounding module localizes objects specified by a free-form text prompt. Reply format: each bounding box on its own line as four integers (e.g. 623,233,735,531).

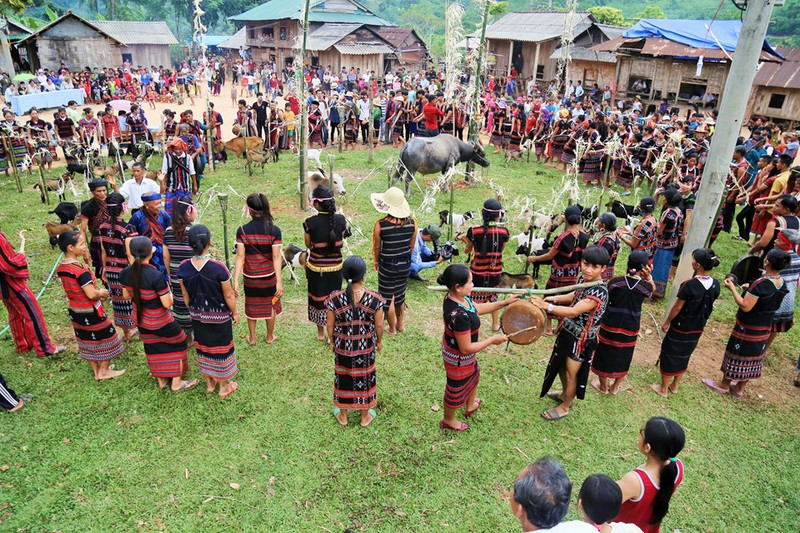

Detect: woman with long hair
56,230,125,380
234,193,283,345
594,213,620,282
654,248,720,397
326,256,385,427
591,251,654,395
615,417,685,533
304,186,350,340
464,199,510,332
121,237,195,392
178,225,239,398
438,264,516,431
651,190,684,298
98,192,138,342
618,197,658,261
162,195,196,342
704,249,790,397
371,187,416,335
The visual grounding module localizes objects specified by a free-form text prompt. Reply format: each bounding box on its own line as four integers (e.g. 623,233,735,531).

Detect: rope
0,253,64,338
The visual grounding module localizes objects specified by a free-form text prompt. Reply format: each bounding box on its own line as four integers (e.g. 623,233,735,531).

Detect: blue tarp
623,19,782,59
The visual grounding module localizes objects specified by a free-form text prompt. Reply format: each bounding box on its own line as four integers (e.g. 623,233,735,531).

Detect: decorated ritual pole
444,3,465,242
36,153,50,205
193,0,214,174
3,134,22,193
465,0,490,183
298,0,312,210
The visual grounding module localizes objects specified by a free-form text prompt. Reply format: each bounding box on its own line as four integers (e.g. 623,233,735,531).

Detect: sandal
360,408,376,427
219,381,238,399
546,391,563,402
728,387,743,398
439,419,469,431
702,378,728,395
465,397,482,418
333,407,348,426
541,407,568,421
172,379,198,393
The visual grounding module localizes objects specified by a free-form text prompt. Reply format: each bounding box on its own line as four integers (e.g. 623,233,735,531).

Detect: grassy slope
0,147,798,531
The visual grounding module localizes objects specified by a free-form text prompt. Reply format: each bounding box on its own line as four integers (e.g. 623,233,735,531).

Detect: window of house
280,27,287,40
768,93,786,109
249,28,255,39
536,65,544,80
262,27,274,40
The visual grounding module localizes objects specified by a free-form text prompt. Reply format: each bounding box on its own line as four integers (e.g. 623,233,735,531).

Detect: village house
16,11,177,71
229,0,428,74
549,23,625,91
747,47,800,128
589,19,782,114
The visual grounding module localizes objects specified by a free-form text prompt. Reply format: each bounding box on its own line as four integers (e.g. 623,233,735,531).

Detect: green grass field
1,145,798,531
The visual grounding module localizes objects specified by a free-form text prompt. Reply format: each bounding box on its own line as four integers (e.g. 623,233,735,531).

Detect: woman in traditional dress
464,199,510,332
561,121,583,171
765,228,800,351
654,248,720,397
162,195,196,342
371,187,416,335
438,264,516,431
56,230,125,380
0,229,62,357
703,249,790,397
308,100,324,149
594,213,620,282
651,190,683,298
304,186,350,341
25,107,55,170
581,121,604,186
549,110,570,166
234,193,283,345
618,196,658,261
326,256,385,427
343,97,358,150
98,193,138,342
390,95,406,148
1,110,32,174
121,237,195,392
509,104,525,152
591,251,654,395
490,100,506,154
177,225,239,398
529,205,590,335
533,108,551,162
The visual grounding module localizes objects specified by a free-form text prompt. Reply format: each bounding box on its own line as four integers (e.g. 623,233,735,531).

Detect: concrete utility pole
666,0,778,314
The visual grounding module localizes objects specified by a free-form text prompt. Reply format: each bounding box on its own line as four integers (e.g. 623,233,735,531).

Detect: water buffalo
391,134,490,196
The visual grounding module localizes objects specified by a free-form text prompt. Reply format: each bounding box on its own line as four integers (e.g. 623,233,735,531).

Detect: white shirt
356,99,370,121
119,177,161,209
525,520,598,532
575,85,584,98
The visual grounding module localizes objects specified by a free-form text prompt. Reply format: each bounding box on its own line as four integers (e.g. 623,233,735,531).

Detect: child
533,245,610,420
578,474,643,532
438,264,517,431
55,230,126,381
591,251,654,395
283,103,295,151
146,86,157,109
654,248,720,397
615,417,685,533
326,256,385,427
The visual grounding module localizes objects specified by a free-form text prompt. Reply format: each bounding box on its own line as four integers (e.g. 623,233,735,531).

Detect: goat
498,272,537,289
438,210,474,229
281,244,308,283
45,220,79,249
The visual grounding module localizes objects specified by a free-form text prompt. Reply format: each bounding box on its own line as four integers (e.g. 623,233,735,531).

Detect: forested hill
19,0,800,58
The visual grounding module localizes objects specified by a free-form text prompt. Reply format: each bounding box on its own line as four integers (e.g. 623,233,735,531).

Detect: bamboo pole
367,95,374,164
4,135,22,193
465,0,491,183
36,153,50,205
297,0,311,210
426,280,604,295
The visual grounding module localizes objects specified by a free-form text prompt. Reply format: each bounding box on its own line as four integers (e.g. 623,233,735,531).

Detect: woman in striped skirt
560,122,583,171
304,186,350,341
591,251,654,395
464,199,509,332
704,250,790,397
764,229,800,351
533,109,550,162
655,248,720,397
178,225,239,398
234,193,283,345
326,256,385,427
549,113,570,166
56,230,126,380
651,190,683,298
98,193,138,342
490,103,506,154
371,187,416,335
25,108,55,170
122,237,196,392
162,195,196,341
594,213,620,282
438,264,517,431
581,122,604,186
2,110,32,173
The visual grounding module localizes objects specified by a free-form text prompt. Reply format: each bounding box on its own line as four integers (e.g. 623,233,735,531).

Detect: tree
588,6,627,26
636,5,666,19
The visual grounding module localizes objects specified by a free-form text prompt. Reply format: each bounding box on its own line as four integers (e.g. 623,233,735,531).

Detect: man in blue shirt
410,225,444,281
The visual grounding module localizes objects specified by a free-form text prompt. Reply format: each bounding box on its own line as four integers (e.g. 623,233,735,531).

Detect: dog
504,150,523,165
48,202,79,224
438,210,474,229
498,272,537,289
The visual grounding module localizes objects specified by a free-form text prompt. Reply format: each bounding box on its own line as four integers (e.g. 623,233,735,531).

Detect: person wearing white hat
371,187,416,334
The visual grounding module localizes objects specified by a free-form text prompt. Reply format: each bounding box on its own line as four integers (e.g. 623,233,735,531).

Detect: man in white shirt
574,81,584,100
356,92,371,145
117,162,160,213
510,457,596,533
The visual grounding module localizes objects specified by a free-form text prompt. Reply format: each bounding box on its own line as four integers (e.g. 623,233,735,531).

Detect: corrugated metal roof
230,0,392,26
468,11,594,43
219,27,248,49
590,36,779,62
594,23,626,41
17,11,126,46
93,21,178,45
754,47,800,89
199,35,234,47
306,23,362,50
550,45,616,64
334,42,393,54
7,18,33,35
376,27,413,47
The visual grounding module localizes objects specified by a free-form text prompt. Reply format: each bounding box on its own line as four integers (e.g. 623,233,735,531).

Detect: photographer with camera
409,224,446,281
464,199,509,332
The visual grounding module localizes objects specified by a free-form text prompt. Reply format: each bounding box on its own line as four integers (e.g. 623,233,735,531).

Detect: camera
439,241,460,260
